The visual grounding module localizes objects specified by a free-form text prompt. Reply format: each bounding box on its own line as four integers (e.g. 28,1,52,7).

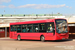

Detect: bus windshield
55,19,68,33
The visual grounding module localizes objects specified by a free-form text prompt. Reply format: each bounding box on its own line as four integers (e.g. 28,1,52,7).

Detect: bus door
10,25,17,38
13,25,17,37
46,22,55,36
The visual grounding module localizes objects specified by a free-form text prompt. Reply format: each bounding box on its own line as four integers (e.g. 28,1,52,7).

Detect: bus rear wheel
40,36,45,42
17,35,21,41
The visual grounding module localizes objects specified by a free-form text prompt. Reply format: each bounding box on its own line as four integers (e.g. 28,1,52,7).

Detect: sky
0,0,75,15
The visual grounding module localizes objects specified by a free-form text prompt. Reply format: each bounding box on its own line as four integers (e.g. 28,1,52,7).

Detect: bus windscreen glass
55,19,68,33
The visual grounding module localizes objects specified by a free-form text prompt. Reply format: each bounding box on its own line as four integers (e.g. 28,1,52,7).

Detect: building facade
0,14,75,39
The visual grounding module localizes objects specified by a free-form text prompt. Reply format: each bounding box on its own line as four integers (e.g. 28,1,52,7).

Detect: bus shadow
15,39,73,42
46,39,73,42
15,39,41,42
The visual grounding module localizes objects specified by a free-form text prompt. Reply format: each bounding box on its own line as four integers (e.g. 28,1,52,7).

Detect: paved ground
0,37,75,50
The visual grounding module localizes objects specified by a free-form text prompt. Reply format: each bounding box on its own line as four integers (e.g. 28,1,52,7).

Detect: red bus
10,18,69,41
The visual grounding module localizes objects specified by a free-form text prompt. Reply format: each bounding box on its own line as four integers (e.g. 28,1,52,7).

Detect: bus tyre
40,36,45,42
17,35,21,41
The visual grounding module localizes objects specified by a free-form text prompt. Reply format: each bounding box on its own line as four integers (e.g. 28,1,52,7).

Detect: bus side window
27,27,32,32
22,27,26,32
47,23,54,33
27,24,33,32
39,23,46,32
11,25,17,31
22,25,27,32
33,24,39,32
17,25,21,33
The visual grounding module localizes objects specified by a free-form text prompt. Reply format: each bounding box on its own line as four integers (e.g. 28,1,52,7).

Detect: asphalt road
0,37,75,50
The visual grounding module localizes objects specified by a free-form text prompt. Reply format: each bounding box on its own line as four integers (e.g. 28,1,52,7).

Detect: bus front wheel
40,36,45,42
17,35,21,41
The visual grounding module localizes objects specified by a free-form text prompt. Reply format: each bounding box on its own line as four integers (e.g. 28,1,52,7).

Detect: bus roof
10,18,66,25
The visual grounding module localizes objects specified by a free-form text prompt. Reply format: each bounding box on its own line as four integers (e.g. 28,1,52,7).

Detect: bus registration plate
62,38,65,40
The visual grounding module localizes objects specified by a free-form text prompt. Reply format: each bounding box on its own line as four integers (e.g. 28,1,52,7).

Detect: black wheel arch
40,35,45,40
